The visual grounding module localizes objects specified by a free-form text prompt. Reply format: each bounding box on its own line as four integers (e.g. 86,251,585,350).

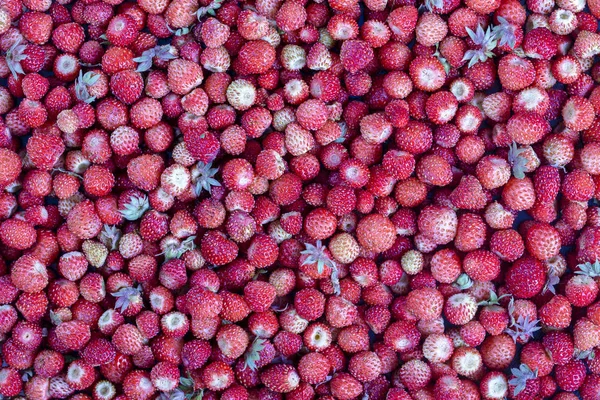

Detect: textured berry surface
0,0,599,399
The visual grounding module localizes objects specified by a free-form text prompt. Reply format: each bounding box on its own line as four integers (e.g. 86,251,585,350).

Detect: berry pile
1,0,600,398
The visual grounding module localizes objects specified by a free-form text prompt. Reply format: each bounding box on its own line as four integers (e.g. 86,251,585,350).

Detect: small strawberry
150,361,180,392
52,22,85,54
202,361,235,391
555,360,586,392
55,320,91,350
538,295,572,329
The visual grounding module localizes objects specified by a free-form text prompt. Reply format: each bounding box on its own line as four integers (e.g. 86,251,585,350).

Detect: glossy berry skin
2,0,600,399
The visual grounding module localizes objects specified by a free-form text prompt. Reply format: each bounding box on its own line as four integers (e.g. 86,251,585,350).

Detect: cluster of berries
1,0,600,399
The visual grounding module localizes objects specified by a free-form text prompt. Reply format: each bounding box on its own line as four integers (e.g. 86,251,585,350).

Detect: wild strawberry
346,351,381,383
443,291,479,325
417,205,457,246
112,324,145,356
408,56,446,92
296,352,330,385
10,254,48,294
505,257,546,299
497,54,535,92
555,360,586,392
0,149,21,188
575,27,600,57
523,27,558,60
19,12,52,45
0,218,36,250
425,91,458,125
449,175,487,210
502,177,536,211
386,5,418,43
122,370,155,400
406,288,444,321
55,320,91,350
200,230,238,266
52,22,84,54
355,213,396,252
562,169,595,202
0,368,22,397
539,294,572,329
65,359,95,390
164,0,196,28
276,1,307,32
167,58,203,96
416,12,448,47
329,373,363,399
236,40,276,75
149,361,180,393
106,14,138,47
565,273,599,308
573,318,600,350
561,95,594,131
416,154,453,186
541,331,574,366
261,364,300,393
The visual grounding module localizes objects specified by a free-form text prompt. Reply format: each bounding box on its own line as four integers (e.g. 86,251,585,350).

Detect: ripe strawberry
387,6,418,43
150,361,179,392
10,254,48,294
106,14,138,47
298,352,331,385
122,370,156,400
356,213,396,252
215,324,249,360
562,169,595,202
168,58,204,95
276,1,307,32
409,56,446,92
274,330,303,356
52,22,85,53
66,359,95,390
66,199,103,240
443,293,478,326
0,368,22,397
562,95,594,131
294,288,325,321
236,40,276,75
330,373,363,399
505,257,546,299
416,154,453,186
406,288,444,321
524,222,561,261
261,364,300,393
0,218,36,250
565,273,599,307
555,360,586,392
33,350,65,378
55,320,91,350
200,230,238,266
450,175,487,210
572,317,600,351
502,177,536,211
112,324,145,356
479,334,516,371
425,91,458,125
0,149,21,188
165,0,196,29
497,54,535,92
417,205,458,245
347,351,382,382
19,12,52,44
539,295,572,329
